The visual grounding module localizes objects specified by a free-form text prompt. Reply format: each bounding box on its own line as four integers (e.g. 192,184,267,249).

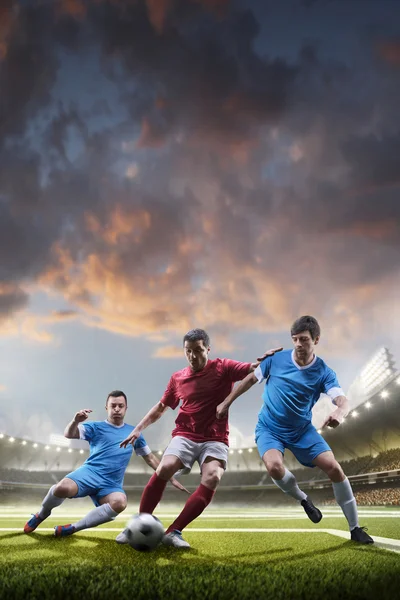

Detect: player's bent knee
202,471,222,490
110,498,127,513
266,461,283,479
156,463,177,480
54,479,76,498
324,461,344,481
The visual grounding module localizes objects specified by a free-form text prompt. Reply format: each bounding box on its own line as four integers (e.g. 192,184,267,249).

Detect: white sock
72,503,119,532
332,478,359,530
39,485,65,519
272,468,307,502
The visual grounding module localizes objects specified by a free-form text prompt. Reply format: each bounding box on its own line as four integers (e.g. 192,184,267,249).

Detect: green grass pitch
1,505,400,599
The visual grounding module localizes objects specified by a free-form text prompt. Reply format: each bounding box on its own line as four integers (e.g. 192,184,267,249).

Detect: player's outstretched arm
120,401,169,448
321,395,349,429
250,346,283,371
64,409,93,439
141,453,190,494
216,372,258,419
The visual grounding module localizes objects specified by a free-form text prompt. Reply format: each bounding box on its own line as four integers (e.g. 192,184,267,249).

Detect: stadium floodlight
157,450,163,455
238,449,243,454
229,450,235,455
396,377,400,385
381,390,389,399
9,437,15,442
365,402,372,408
0,433,4,439
359,347,396,397
352,411,358,418
248,448,253,453
45,445,50,450
33,443,38,448
79,449,84,454
21,440,27,445
68,448,73,453
56,447,61,452
49,434,71,448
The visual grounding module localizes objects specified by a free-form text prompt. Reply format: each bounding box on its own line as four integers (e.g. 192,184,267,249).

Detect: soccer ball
125,513,165,551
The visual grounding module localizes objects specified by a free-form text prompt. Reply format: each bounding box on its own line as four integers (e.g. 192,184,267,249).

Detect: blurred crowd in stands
323,487,400,506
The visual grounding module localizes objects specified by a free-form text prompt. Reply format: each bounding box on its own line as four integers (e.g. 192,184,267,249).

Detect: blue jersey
78,420,150,486
256,350,343,441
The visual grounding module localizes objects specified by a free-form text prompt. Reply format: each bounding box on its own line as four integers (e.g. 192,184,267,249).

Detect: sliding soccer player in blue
217,316,373,544
24,390,187,537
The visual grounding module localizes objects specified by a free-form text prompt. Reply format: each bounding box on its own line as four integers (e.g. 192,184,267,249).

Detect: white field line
1,527,399,554
2,511,400,519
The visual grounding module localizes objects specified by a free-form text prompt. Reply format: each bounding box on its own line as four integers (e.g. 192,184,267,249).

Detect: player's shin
72,503,118,532
272,468,307,502
165,483,215,534
39,485,66,518
332,478,359,530
139,473,168,514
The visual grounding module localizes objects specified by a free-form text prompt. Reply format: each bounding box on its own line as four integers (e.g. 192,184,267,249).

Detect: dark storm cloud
0,284,28,317
0,0,399,343
90,1,297,145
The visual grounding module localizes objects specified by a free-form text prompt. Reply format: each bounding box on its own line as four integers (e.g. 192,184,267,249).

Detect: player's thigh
161,436,199,477
312,450,345,481
156,453,185,479
99,491,127,513
255,422,285,466
54,477,79,497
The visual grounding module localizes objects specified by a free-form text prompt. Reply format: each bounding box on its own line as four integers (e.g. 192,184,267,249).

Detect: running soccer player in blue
216,316,373,544
24,390,187,537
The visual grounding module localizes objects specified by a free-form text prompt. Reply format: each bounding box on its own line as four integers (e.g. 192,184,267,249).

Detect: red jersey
160,358,251,446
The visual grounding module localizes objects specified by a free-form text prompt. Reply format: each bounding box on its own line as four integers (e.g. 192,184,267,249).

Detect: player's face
291,330,319,364
184,339,210,372
106,396,127,424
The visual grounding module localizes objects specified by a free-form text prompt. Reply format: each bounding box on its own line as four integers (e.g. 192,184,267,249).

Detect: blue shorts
65,466,125,507
255,420,331,468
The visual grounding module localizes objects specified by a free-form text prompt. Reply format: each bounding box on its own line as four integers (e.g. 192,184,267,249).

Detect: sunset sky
0,0,399,449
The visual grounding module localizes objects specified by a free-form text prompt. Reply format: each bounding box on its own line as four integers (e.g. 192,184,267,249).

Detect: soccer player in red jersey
118,328,282,548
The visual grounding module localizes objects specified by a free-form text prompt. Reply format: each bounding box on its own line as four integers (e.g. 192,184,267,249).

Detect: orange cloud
0,0,17,62
146,0,174,34
136,116,166,149
152,345,183,358
377,40,400,66
58,0,87,20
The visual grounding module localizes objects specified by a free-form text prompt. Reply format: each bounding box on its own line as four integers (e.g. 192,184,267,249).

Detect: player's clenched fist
73,409,92,423
216,402,229,420
120,428,141,448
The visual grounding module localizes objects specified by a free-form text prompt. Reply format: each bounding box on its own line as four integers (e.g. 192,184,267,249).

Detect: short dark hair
106,390,127,405
291,316,321,341
183,328,210,347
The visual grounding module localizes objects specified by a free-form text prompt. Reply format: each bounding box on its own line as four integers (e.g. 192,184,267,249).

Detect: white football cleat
162,530,190,548
115,528,129,544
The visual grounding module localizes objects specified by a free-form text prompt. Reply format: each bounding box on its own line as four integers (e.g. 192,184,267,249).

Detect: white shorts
163,436,229,475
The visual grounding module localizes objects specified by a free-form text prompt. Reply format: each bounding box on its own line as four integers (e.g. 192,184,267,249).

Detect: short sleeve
133,433,151,457
321,367,344,402
256,356,273,382
222,359,251,382
160,375,180,410
78,421,96,442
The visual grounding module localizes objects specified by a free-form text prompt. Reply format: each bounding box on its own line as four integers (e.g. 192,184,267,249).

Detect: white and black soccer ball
125,513,165,551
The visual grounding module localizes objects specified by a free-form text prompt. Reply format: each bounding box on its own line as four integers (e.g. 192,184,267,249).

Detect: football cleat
24,513,44,533
54,524,76,537
350,526,374,544
162,530,190,548
301,496,323,523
